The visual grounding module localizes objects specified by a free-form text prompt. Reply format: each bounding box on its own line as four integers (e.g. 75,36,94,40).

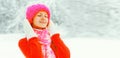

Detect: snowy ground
0,34,120,58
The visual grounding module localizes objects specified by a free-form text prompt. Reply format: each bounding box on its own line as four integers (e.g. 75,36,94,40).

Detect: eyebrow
39,12,47,14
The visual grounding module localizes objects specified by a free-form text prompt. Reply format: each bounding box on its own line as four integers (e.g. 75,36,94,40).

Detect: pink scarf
34,28,56,58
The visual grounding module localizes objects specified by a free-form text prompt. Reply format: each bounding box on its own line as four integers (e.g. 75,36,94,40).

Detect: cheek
33,19,39,25
35,17,40,21
45,18,49,23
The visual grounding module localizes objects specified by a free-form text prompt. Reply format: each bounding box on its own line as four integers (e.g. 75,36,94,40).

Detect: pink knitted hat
26,4,50,24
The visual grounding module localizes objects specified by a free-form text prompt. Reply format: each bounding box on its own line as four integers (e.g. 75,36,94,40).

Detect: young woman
18,4,70,58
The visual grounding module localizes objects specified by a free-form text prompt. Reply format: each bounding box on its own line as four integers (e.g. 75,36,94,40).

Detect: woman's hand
23,19,37,39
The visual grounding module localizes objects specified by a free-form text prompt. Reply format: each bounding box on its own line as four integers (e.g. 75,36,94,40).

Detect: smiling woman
18,3,70,58
32,11,49,29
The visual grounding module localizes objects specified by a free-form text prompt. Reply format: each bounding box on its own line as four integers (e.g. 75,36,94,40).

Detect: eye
44,15,48,18
37,14,42,17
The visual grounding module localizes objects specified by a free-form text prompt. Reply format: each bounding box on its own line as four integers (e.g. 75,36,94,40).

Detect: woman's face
32,11,48,29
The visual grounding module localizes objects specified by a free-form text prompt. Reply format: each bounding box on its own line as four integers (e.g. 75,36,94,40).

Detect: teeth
40,22,46,23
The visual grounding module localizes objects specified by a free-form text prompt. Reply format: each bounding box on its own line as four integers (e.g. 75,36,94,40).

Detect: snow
0,34,24,58
0,34,120,58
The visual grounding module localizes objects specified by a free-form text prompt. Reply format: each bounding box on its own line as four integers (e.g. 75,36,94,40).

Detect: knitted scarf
34,28,56,58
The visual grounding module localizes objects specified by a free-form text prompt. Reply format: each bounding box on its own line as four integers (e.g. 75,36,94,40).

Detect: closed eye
37,14,42,17
45,15,48,18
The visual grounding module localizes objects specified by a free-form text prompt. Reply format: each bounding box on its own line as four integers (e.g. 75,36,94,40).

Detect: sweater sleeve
50,33,70,58
18,37,43,58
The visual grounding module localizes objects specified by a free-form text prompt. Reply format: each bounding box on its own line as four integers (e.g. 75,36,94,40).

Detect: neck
33,27,47,30
32,24,47,30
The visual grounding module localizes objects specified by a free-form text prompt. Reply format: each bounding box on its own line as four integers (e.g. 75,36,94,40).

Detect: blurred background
0,0,120,38
1,0,120,58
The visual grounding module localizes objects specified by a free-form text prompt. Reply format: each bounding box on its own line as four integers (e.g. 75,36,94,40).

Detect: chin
38,25,47,29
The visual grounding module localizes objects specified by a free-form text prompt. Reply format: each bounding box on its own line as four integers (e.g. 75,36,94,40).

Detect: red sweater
18,33,70,58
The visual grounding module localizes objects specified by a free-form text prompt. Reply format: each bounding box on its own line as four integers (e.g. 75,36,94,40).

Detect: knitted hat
26,4,50,24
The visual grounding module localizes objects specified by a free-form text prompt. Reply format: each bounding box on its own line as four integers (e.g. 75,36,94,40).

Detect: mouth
39,21,47,24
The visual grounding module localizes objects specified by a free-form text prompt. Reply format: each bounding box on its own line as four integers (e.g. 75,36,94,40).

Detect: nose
40,15,45,19
41,17,45,21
